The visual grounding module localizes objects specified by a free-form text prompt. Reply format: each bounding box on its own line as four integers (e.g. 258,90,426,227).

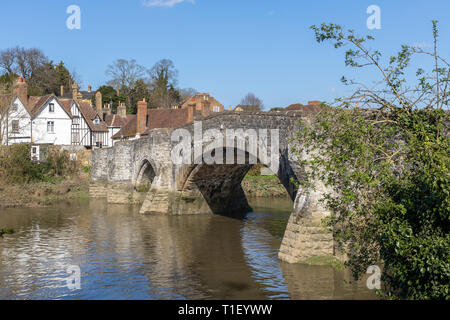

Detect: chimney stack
137,98,147,135
72,83,79,101
13,77,28,104
88,85,92,93
308,100,321,106
187,105,194,123
60,85,64,97
117,101,127,118
95,91,102,113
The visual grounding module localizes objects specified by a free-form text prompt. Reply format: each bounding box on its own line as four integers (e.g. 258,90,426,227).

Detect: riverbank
0,173,287,209
0,175,89,208
242,175,289,198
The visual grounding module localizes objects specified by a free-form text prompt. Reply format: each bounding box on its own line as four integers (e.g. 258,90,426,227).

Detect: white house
1,77,113,149
4,93,72,146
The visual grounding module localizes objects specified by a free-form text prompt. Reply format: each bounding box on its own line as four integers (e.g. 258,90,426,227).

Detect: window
73,116,80,125
11,120,19,133
47,121,54,133
213,106,220,112
49,103,55,113
11,103,18,112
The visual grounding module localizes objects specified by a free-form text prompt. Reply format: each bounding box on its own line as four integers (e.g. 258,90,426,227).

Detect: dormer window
93,117,99,125
49,103,55,113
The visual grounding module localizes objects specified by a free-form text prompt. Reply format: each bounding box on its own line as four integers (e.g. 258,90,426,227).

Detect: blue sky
0,0,449,109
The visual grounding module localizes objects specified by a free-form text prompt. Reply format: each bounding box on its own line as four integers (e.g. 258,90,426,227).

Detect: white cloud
142,0,195,7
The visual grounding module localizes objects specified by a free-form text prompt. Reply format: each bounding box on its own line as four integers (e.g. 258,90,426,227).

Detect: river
0,197,376,300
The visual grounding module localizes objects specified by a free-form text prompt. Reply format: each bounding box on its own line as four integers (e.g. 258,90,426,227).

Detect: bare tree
179,87,197,102
10,47,48,79
240,92,264,108
105,59,146,90
148,59,178,88
105,59,147,108
0,48,16,74
148,59,180,109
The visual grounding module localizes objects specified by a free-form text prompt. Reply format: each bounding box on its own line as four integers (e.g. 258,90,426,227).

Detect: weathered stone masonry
90,111,339,264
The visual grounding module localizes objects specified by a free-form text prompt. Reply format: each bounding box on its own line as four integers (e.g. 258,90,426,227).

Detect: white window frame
47,121,55,133
49,103,55,113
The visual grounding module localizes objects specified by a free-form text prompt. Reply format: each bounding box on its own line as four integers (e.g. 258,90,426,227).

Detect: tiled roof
111,108,192,139
285,103,303,111
146,109,191,131
27,95,54,115
104,114,133,128
234,105,261,112
285,103,324,115
112,117,137,139
77,100,108,132
58,98,74,117
1,93,73,118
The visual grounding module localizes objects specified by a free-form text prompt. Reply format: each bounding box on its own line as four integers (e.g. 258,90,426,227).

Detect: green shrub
300,22,450,299
0,144,77,184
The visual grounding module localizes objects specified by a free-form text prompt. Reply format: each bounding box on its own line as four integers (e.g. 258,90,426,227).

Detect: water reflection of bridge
0,200,375,299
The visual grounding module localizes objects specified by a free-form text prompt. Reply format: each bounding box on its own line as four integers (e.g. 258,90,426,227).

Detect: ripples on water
0,197,376,300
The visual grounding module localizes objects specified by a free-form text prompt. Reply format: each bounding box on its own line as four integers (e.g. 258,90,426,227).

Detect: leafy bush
0,144,77,184
297,22,450,299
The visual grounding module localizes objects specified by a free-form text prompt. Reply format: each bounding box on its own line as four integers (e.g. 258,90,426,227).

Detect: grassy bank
0,144,90,208
241,174,289,198
0,175,89,208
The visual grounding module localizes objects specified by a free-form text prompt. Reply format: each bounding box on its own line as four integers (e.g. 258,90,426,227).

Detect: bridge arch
135,159,157,191
176,146,299,216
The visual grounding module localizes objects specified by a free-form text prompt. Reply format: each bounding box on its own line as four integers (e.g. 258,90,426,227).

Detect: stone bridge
90,111,338,264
